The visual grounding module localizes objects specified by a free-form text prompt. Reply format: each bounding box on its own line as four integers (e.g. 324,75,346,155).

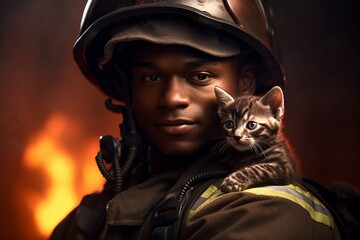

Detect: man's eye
189,73,212,83
196,73,209,80
143,74,161,82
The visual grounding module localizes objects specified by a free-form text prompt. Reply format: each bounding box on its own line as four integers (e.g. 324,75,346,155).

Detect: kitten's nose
233,135,242,142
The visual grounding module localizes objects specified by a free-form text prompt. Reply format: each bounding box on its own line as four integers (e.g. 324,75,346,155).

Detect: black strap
151,197,185,240
139,172,229,240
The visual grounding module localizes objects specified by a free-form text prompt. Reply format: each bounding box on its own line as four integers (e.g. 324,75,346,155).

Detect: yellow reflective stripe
244,184,334,228
201,184,219,198
187,185,224,220
288,184,324,206
187,184,334,229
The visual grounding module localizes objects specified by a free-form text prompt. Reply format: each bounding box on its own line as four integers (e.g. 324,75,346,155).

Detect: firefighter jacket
50,152,341,240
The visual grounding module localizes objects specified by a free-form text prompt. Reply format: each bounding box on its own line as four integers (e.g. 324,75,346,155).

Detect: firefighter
50,1,342,239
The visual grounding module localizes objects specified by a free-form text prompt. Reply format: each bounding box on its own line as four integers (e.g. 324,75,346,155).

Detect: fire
23,113,105,238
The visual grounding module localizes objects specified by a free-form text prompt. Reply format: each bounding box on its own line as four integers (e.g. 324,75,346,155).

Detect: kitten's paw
221,177,244,192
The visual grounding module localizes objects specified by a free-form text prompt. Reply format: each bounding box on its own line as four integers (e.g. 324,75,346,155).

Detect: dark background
0,0,359,239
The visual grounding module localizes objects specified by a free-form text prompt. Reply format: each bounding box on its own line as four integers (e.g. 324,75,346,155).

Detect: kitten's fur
214,86,296,192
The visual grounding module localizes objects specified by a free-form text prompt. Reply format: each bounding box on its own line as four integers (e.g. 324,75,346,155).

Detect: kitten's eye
246,121,258,130
224,120,234,130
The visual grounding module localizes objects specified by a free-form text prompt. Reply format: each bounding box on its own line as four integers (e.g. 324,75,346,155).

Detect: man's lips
155,119,197,135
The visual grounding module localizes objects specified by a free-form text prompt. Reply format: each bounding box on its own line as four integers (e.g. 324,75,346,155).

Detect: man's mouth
156,119,197,135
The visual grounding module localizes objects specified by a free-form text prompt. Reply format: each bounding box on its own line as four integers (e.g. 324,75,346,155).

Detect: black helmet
74,0,285,101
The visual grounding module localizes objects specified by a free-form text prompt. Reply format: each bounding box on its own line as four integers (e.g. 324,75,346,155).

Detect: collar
106,152,223,226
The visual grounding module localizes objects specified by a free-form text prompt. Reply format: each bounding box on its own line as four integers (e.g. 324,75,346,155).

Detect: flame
23,113,105,238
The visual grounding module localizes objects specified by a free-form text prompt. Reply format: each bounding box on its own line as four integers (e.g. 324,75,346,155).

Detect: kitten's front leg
221,171,249,192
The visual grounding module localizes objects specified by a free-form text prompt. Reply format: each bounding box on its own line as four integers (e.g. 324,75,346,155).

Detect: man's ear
237,64,256,95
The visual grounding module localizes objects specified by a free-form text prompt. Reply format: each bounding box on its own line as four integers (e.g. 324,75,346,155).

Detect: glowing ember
23,113,104,237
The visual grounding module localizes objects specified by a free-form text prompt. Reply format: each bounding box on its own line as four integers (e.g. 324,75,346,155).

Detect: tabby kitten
214,86,296,192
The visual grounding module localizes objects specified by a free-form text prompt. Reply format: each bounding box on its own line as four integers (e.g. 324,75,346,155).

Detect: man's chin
152,139,219,161
153,141,203,158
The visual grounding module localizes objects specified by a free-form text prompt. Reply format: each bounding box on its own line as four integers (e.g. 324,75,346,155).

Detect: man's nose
158,77,190,109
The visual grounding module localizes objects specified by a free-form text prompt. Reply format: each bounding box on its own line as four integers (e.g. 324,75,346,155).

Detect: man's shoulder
183,181,340,240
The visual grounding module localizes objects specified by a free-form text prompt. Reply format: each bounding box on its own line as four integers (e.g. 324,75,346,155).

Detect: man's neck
148,146,210,175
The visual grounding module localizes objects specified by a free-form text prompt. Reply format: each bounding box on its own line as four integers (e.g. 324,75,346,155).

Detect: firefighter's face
130,43,255,156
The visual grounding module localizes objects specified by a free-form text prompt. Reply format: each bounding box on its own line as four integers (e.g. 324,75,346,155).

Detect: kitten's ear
259,86,284,120
214,86,235,106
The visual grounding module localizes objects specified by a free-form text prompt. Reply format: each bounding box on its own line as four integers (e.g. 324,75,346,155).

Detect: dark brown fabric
50,153,341,240
183,188,341,240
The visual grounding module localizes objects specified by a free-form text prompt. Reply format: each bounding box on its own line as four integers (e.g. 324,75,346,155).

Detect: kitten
214,86,297,192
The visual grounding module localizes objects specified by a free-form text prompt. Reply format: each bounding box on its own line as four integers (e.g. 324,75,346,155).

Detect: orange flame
23,113,105,238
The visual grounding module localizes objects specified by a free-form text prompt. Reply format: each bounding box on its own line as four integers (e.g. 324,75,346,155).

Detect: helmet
74,0,285,101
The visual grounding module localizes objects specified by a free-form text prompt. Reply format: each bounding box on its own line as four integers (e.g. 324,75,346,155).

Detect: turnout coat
50,152,340,240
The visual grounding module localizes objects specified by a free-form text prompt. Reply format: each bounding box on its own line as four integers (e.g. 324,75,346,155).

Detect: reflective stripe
244,184,334,228
268,185,331,218
187,184,334,229
187,185,224,220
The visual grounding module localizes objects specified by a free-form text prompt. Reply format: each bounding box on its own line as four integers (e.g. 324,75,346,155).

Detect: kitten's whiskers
251,143,267,158
211,139,230,156
256,139,272,148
